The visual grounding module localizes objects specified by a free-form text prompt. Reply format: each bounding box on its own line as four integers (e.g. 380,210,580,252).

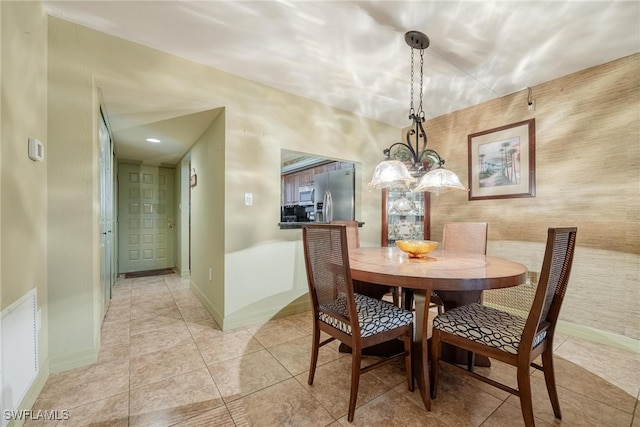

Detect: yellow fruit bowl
396,240,438,258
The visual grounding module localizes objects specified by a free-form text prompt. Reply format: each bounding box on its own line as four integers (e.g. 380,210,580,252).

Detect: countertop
278,221,364,230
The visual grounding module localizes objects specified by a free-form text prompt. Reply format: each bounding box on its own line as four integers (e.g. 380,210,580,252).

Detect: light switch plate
28,138,44,161
244,193,253,206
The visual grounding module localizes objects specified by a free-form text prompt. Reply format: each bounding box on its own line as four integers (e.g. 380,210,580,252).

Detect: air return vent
1,288,38,427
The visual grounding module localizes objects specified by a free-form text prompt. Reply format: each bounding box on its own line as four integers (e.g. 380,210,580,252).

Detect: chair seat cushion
432,303,547,354
319,293,413,338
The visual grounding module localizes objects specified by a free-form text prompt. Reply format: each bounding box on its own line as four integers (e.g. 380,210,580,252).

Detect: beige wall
45,16,398,361
0,0,50,410
189,110,226,324
425,53,639,343
47,19,104,371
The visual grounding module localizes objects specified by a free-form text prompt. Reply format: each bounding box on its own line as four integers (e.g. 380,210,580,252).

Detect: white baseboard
174,265,190,278
188,281,224,328
557,320,639,354
222,298,311,330
189,281,310,331
48,347,98,374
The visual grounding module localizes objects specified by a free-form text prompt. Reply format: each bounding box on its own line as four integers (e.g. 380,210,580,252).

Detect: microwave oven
298,186,314,206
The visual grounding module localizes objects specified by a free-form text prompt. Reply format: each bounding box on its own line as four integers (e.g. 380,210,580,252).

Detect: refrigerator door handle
323,190,333,223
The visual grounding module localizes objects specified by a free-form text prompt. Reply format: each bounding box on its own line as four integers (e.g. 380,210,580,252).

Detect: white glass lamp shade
412,168,467,195
368,160,416,190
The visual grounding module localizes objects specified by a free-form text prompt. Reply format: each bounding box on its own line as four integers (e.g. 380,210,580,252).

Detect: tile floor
26,273,640,426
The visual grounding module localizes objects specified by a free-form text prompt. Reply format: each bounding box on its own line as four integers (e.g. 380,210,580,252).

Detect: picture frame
467,119,536,200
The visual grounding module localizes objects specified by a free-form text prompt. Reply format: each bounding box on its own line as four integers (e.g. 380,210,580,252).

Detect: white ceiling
44,1,640,165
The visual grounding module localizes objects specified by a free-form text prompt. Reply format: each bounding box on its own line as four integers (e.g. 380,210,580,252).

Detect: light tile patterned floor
25,274,640,426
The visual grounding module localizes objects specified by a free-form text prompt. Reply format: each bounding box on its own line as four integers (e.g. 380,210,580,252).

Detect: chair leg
466,350,475,372
541,348,562,419
308,327,320,385
517,364,535,427
403,289,414,311
430,329,441,399
420,328,432,411
404,334,414,392
430,293,444,314
348,348,362,422
392,286,400,306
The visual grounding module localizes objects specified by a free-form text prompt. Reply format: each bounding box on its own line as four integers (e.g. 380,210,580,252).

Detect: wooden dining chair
402,222,488,313
430,227,577,427
441,221,488,254
303,224,415,422
330,220,360,249
331,220,400,305
432,222,489,312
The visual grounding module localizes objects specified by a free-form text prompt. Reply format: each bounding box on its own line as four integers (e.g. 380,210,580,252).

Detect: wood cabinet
283,173,300,205
381,188,431,247
298,169,315,186
282,161,351,206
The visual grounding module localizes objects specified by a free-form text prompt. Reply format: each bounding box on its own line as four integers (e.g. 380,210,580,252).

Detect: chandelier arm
384,141,419,162
418,149,446,169
405,114,427,167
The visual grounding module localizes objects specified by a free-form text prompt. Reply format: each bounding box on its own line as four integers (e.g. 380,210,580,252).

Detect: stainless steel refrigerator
313,168,355,222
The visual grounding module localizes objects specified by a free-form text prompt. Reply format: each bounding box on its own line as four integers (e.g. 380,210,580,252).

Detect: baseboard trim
222,298,311,330
483,303,639,354
174,265,190,278
48,347,98,374
189,281,224,328
556,320,639,354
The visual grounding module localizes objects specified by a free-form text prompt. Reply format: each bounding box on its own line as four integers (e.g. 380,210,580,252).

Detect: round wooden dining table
348,246,528,410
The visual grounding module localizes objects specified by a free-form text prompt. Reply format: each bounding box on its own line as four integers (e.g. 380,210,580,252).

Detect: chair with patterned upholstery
430,227,577,427
303,224,415,422
331,220,400,306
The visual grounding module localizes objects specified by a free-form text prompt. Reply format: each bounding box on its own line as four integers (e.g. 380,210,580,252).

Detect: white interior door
99,110,114,315
118,164,175,273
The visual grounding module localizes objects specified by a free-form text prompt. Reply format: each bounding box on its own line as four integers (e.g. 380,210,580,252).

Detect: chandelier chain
418,48,425,118
409,47,415,117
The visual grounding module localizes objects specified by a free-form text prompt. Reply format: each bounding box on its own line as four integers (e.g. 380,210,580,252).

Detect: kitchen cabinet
283,173,300,205
298,169,315,186
281,161,354,206
381,188,430,247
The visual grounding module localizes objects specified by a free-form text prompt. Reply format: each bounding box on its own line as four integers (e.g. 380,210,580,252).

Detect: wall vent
1,288,38,427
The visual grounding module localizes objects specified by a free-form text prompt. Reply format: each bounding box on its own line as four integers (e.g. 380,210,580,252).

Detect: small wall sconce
190,168,197,188
527,87,536,111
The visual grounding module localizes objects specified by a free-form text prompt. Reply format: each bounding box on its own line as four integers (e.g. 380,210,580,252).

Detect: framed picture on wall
467,119,536,200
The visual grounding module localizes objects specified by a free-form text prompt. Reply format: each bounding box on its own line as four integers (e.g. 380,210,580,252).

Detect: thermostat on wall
28,138,44,161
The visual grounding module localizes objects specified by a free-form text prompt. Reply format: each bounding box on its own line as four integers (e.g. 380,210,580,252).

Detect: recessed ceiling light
146,138,161,143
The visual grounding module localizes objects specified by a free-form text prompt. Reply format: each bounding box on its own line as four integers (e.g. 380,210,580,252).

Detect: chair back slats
522,228,577,350
542,229,577,323
303,225,358,333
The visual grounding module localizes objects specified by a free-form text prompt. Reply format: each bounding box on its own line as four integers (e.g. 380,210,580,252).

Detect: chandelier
369,31,467,195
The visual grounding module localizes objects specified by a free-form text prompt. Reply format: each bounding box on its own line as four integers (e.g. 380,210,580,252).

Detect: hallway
25,273,639,426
